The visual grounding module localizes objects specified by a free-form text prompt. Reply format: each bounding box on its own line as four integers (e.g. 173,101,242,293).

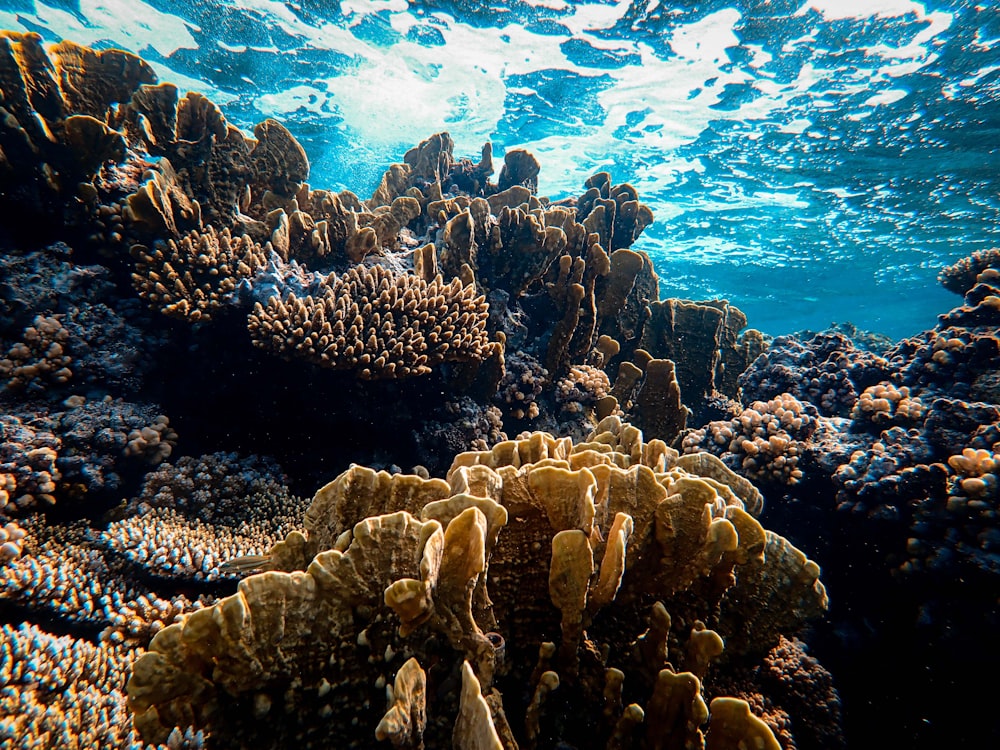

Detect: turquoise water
4,0,996,338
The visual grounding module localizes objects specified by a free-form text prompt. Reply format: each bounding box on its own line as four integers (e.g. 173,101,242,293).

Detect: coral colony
0,31,997,749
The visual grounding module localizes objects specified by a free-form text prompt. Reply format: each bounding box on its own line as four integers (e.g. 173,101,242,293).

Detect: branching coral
1,515,211,644
938,248,1000,296
901,447,1000,576
0,622,146,749
248,265,495,379
103,452,308,582
0,399,177,514
0,519,25,561
850,382,925,431
739,332,888,417
131,226,270,323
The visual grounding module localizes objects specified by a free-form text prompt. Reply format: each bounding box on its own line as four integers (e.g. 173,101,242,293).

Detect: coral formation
0,399,176,513
0,519,24,561
248,265,495,379
0,622,145,749
1,515,210,644
681,395,820,487
739,332,888,417
0,314,73,392
131,226,270,323
103,452,309,582
126,419,828,748
7,31,997,750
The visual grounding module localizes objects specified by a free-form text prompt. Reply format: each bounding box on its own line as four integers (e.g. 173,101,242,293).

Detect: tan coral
0,520,26,562
126,421,827,749
247,118,309,203
247,265,495,379
639,299,763,407
556,364,612,416
851,382,925,428
375,657,428,747
3,515,209,645
705,697,781,750
0,32,153,201
0,314,73,391
682,394,817,487
0,622,148,749
131,225,269,323
124,415,178,464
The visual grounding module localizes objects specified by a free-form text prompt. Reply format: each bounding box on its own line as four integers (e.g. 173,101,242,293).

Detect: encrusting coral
126,417,829,749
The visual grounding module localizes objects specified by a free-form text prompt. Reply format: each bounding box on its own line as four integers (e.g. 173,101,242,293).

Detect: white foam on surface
11,0,198,57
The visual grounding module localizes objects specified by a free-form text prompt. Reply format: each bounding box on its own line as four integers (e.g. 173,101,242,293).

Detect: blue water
3,0,997,339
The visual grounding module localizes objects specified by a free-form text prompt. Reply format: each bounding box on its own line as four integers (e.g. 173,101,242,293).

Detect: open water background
2,0,998,339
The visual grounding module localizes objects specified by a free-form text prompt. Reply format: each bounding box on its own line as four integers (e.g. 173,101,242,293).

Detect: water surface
3,0,997,338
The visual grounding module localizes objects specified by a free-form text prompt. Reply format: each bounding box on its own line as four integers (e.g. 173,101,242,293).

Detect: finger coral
131,226,270,323
247,264,495,379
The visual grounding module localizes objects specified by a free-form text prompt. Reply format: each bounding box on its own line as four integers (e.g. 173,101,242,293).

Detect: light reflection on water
1,0,995,338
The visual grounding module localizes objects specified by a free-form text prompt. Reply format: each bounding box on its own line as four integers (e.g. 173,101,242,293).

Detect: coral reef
0,399,176,513
4,32,997,750
131,226,270,323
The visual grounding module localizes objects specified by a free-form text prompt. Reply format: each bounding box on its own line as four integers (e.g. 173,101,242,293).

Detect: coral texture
127,418,827,749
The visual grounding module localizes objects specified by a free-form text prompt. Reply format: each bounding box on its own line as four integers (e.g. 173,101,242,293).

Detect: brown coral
938,248,1000,296
131,226,269,323
123,415,178,464
682,394,819,487
0,314,73,391
639,299,763,412
247,264,496,379
0,32,154,208
850,382,925,430
126,419,825,749
0,622,149,749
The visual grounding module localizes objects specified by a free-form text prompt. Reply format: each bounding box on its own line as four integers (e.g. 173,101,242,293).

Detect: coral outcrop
127,418,828,749
248,265,495,379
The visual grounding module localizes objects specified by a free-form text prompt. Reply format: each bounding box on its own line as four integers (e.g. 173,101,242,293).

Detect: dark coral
738,331,889,417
